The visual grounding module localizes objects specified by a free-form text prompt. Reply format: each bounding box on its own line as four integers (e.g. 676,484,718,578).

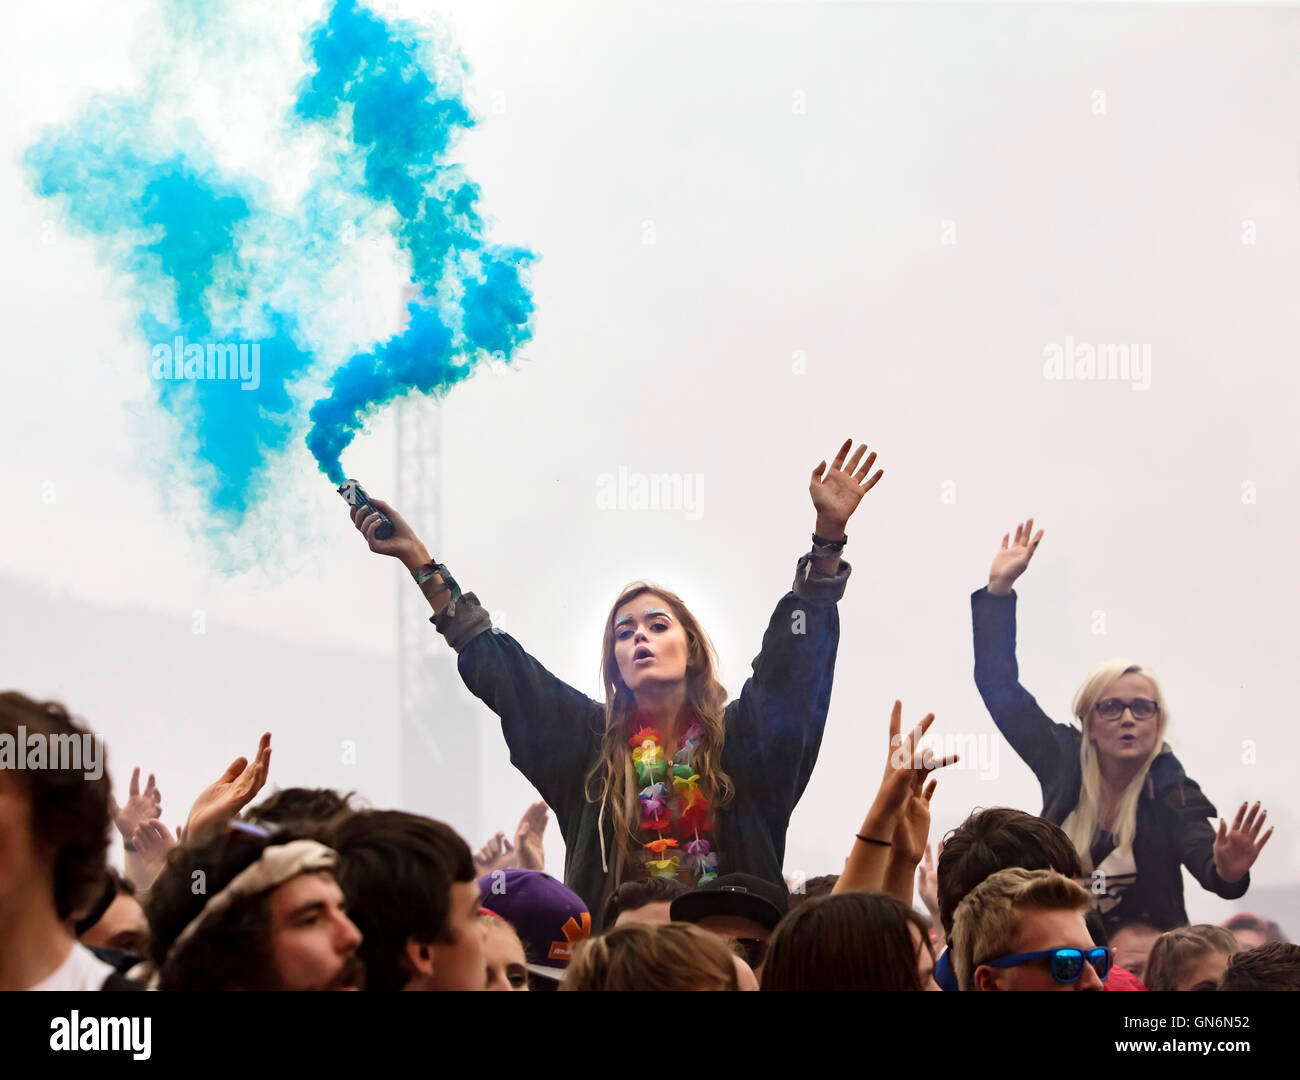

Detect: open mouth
633,646,654,662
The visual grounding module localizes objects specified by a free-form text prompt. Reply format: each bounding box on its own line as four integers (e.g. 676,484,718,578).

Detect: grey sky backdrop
3,1,1298,925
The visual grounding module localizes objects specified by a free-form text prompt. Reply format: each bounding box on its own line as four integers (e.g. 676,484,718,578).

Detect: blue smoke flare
24,0,535,531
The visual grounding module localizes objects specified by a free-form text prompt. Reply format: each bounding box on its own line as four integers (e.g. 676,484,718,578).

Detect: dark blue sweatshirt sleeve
1174,776,1250,901
971,586,1078,791
431,590,602,829
730,554,849,817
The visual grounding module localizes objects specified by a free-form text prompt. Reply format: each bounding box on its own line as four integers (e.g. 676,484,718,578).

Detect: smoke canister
338,479,395,540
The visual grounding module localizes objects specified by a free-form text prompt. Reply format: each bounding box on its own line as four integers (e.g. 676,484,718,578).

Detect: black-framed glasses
978,946,1111,984
1094,697,1158,722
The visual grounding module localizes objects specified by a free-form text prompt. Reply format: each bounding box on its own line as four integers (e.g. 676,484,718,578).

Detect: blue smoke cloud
24,0,535,527
296,0,535,484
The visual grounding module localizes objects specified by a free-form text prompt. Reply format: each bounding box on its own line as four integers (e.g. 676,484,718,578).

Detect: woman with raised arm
350,439,883,925
972,519,1273,936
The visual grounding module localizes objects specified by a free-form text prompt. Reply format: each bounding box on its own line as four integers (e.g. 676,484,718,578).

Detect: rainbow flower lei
630,714,718,884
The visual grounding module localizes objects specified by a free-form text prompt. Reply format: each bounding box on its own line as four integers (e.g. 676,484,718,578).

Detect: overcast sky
3,1,1298,924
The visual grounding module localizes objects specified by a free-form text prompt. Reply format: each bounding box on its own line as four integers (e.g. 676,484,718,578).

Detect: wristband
811,532,847,552
855,834,891,847
413,561,462,602
411,561,441,586
122,841,137,852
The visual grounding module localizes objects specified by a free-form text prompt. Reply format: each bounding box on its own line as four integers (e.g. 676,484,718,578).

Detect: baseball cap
669,872,789,932
477,869,592,983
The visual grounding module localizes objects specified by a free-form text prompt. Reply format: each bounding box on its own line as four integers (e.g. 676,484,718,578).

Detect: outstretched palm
988,518,1044,594
109,767,162,841
1214,802,1272,882
184,733,272,840
810,439,883,533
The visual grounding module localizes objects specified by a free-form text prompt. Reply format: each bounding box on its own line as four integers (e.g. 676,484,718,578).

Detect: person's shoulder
1147,748,1196,796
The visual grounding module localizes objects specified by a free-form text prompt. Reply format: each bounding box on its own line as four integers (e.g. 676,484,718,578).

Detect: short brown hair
560,921,739,991
938,807,1084,935
601,876,690,926
327,810,476,992
761,892,932,990
950,867,1094,990
1145,925,1240,991
1217,941,1300,991
0,692,111,920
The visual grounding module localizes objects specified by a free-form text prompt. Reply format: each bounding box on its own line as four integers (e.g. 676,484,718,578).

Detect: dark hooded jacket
431,553,849,925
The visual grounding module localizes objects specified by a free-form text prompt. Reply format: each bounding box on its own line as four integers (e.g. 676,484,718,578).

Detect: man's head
603,877,690,928
329,810,483,991
75,869,149,958
951,867,1105,991
937,807,1084,937
1108,919,1162,983
0,693,111,925
246,787,358,829
1221,912,1287,951
1145,925,1240,991
669,873,788,972
146,822,363,990
1217,941,1300,991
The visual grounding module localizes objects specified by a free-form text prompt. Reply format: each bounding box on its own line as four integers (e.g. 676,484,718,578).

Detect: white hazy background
2,1,1298,925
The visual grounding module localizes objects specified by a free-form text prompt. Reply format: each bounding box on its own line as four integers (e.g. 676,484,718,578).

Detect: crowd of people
2,439,1294,991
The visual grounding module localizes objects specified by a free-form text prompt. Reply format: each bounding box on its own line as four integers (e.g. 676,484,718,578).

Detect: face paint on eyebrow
644,608,672,619
615,614,635,629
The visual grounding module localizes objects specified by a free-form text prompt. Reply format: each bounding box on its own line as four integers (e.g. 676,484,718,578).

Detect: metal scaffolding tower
395,395,482,842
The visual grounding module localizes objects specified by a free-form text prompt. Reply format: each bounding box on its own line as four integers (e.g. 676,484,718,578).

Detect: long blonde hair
585,582,735,875
1067,660,1170,860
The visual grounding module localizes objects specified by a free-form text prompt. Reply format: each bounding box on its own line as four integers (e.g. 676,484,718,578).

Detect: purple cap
477,869,592,977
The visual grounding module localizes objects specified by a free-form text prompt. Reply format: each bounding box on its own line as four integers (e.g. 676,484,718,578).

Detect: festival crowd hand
130,819,177,884
513,801,550,872
1214,801,1273,883
183,733,272,841
877,703,958,864
835,702,957,898
350,496,430,572
109,767,162,843
473,831,516,877
809,438,884,539
987,518,1044,595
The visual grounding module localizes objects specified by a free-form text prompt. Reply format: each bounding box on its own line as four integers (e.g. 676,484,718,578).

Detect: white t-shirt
29,942,115,991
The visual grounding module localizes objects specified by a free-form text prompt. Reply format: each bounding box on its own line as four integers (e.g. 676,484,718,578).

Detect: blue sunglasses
978,946,1111,984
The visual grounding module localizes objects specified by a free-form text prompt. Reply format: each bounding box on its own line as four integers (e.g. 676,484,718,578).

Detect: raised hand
130,819,177,885
473,831,516,877
184,733,272,841
809,438,884,539
513,801,550,871
109,767,162,843
988,518,1044,595
350,495,431,571
875,701,958,819
1214,801,1273,883
834,701,957,900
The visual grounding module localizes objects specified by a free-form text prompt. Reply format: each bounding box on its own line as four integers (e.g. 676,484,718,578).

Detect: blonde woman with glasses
970,519,1273,937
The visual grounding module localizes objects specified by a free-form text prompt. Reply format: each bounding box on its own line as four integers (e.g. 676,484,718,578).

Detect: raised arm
972,519,1076,784
730,439,881,808
348,495,601,825
833,701,957,900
